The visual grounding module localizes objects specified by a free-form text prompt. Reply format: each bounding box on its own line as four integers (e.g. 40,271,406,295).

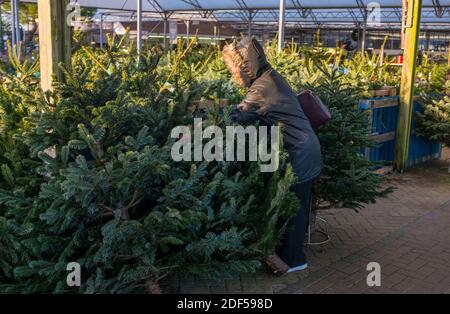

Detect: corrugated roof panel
17,0,450,28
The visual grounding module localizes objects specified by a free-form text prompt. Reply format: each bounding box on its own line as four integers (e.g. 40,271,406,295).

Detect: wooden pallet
371,165,394,175
369,132,397,143
361,97,400,137
368,86,397,98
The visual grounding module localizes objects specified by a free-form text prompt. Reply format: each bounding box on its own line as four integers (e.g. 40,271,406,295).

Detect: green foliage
416,55,449,95
416,95,450,146
0,38,298,293
342,51,400,93
307,66,393,210
266,44,393,210
0,3,38,24
265,41,401,96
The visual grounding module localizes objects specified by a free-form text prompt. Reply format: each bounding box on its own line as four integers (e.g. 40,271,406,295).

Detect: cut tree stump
146,280,162,294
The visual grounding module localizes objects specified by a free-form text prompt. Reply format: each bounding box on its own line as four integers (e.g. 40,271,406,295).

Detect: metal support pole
163,14,168,49
14,0,19,51
278,0,286,53
0,3,4,53
356,22,361,49
248,10,253,37
361,22,367,52
99,13,104,49
14,0,19,46
214,24,218,45
425,31,430,52
217,23,220,45
361,10,368,52
448,41,450,67
10,0,17,51
137,0,142,56
185,20,190,41
395,0,423,172
11,0,15,49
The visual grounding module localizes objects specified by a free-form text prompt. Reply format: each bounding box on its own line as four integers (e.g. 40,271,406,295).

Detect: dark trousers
279,178,315,268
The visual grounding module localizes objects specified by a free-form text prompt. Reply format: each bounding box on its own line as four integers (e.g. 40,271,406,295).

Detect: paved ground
165,148,450,294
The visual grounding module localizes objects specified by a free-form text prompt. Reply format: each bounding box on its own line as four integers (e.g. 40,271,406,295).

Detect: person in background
221,37,322,275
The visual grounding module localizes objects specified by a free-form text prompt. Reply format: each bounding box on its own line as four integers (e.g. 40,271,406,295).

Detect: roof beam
269,9,279,21
394,7,403,23
432,0,445,18
146,0,168,19
355,0,367,17
181,0,217,20
229,21,449,30
152,4,450,12
146,0,164,12
235,0,249,9
234,0,253,22
292,0,319,25
181,0,202,10
348,8,360,25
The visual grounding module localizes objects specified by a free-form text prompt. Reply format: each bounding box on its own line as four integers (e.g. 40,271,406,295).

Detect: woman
222,37,322,274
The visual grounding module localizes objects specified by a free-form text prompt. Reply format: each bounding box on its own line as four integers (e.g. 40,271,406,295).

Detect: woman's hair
221,41,251,88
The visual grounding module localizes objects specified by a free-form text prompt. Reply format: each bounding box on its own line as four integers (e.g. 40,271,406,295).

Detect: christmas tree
265,42,393,210
0,37,298,293
307,65,393,210
416,95,450,148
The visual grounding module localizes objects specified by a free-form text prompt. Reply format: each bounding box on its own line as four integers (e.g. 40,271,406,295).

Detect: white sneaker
287,263,308,274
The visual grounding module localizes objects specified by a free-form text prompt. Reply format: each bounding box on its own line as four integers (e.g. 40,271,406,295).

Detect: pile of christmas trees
0,38,299,293
0,37,391,293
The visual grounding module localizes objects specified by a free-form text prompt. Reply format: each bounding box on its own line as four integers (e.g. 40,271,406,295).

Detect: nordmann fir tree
0,46,42,285
306,64,393,210
416,95,450,172
0,36,298,293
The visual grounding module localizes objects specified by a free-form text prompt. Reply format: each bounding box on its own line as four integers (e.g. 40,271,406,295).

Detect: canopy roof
22,0,450,29
47,1,450,11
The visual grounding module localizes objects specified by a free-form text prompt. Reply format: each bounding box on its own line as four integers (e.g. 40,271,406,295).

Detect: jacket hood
236,37,271,81
222,37,270,88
